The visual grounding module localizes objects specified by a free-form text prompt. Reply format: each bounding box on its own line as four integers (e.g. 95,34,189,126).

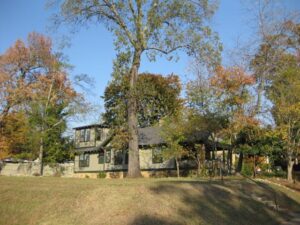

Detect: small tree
160,114,187,178
236,125,272,178
209,66,256,173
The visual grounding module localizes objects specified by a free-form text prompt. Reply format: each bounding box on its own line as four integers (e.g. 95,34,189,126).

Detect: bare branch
145,45,188,55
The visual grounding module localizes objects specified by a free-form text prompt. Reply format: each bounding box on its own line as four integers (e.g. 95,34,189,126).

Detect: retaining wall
0,162,74,177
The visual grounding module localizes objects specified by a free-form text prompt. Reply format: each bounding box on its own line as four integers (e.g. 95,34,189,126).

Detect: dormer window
80,129,90,142
96,128,103,141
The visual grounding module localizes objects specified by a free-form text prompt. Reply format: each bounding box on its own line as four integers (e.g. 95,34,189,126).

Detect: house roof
73,123,109,130
74,125,229,154
75,146,102,153
185,130,211,144
138,127,165,146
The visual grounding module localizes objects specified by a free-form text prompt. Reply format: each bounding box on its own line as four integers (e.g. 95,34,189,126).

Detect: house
73,123,234,178
73,124,175,178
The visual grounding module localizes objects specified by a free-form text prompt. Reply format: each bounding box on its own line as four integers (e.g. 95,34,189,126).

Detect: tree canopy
0,33,85,172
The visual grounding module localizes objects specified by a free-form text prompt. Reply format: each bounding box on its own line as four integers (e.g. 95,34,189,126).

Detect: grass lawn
0,176,299,225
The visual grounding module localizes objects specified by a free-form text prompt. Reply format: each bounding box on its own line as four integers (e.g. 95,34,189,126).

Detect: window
152,147,163,164
79,129,90,142
80,130,85,142
114,150,123,165
96,128,103,141
85,129,90,142
79,154,89,167
106,150,111,163
98,151,104,164
99,150,111,164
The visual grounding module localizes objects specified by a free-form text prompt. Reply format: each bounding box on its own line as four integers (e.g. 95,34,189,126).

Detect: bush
32,172,40,176
241,162,253,177
261,170,287,178
260,163,271,172
97,171,106,179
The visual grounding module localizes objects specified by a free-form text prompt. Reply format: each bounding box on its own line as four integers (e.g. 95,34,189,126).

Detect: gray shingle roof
74,126,225,154
73,123,108,130
138,127,165,145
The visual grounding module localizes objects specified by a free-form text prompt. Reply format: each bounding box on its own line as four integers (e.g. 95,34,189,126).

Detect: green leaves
160,113,187,160
103,73,182,128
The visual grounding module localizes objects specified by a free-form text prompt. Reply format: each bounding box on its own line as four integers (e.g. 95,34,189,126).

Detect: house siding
74,128,110,149
74,148,175,173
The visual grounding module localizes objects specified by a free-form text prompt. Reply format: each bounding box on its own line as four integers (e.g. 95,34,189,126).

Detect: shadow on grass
131,215,182,225
131,179,300,225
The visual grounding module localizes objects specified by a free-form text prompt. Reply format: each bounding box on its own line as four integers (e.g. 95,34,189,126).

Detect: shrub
241,162,253,177
32,172,40,176
261,170,287,178
97,171,106,179
260,163,271,172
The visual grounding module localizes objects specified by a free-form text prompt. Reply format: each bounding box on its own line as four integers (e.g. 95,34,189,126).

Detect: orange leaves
0,33,80,159
210,66,255,107
208,66,257,140
0,112,30,159
0,33,78,118
210,66,255,92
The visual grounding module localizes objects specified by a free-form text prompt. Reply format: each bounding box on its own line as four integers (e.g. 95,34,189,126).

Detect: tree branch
145,45,188,55
102,0,137,49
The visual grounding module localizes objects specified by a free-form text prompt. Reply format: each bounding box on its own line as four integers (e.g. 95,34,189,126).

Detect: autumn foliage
0,33,79,161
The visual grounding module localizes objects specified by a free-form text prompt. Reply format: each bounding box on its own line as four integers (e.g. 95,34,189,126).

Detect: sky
1,0,299,129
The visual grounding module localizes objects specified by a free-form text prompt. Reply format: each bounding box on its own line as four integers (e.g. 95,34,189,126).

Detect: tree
252,21,300,182
186,73,228,163
209,66,256,173
0,112,31,159
160,113,187,178
236,125,272,177
55,0,221,177
0,33,57,160
0,33,85,175
266,53,300,182
103,73,181,127
103,72,182,159
29,71,79,174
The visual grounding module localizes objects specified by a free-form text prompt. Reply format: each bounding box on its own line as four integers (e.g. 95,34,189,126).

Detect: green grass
0,176,299,225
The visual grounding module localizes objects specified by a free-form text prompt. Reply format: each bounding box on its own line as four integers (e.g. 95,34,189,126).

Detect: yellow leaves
0,137,10,159
0,112,30,159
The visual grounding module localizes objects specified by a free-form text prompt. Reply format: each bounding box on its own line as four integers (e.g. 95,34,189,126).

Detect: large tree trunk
127,50,142,178
287,154,294,183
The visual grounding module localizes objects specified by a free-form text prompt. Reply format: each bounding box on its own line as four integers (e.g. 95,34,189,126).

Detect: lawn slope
0,177,299,225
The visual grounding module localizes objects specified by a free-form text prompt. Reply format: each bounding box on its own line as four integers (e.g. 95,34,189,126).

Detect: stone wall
0,162,74,177
0,161,180,179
